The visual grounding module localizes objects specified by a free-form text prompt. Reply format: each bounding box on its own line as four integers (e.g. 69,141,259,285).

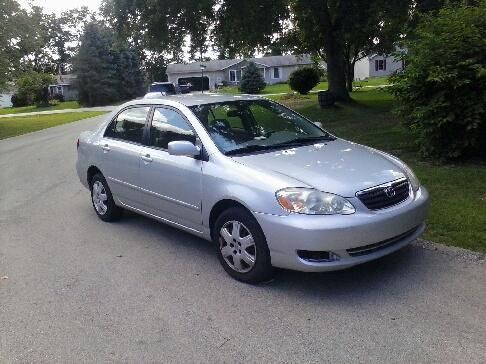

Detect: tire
214,207,274,283
90,173,122,222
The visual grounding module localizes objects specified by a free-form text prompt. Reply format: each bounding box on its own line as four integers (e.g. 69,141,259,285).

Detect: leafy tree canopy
14,71,53,106
106,0,413,100
390,2,486,161
73,22,144,106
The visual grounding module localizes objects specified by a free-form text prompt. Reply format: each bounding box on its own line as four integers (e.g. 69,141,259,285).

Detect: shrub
15,72,53,107
52,93,65,102
239,62,266,94
11,93,28,107
289,67,320,95
390,3,486,161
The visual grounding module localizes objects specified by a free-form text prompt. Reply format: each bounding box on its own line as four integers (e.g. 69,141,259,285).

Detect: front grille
346,226,419,257
357,178,410,210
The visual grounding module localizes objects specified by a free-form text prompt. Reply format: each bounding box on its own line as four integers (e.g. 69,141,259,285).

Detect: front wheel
90,173,122,222
214,207,273,283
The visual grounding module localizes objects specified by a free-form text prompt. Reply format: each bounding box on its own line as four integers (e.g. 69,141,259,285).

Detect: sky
21,0,102,14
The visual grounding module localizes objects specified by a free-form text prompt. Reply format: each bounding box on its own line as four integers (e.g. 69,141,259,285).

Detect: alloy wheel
92,181,108,215
219,220,256,273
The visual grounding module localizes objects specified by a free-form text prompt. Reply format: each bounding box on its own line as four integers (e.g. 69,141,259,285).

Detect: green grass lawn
0,111,105,140
216,76,389,95
0,101,81,115
271,90,486,253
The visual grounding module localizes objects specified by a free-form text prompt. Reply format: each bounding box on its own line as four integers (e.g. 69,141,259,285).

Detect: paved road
0,116,485,363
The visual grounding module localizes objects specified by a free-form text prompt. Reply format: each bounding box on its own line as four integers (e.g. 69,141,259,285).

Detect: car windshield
189,99,334,155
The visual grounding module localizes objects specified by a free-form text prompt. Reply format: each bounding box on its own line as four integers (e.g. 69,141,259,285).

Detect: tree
107,0,413,101
112,47,145,100
74,23,119,106
73,22,145,106
14,71,53,106
239,62,266,94
289,67,320,95
0,0,29,91
390,2,486,161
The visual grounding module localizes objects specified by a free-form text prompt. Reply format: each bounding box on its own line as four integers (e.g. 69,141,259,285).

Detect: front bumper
254,186,429,272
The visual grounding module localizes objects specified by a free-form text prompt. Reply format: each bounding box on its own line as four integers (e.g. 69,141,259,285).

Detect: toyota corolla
76,94,429,283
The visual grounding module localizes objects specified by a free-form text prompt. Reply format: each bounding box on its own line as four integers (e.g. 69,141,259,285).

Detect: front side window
229,70,241,82
190,99,334,155
149,107,196,149
375,59,387,71
105,106,150,144
273,67,280,79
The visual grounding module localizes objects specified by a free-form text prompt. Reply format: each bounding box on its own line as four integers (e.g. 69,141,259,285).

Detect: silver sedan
76,94,429,283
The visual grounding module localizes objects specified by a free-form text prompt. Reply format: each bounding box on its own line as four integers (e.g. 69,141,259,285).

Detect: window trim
271,67,281,79
229,69,241,82
145,104,200,153
103,105,152,146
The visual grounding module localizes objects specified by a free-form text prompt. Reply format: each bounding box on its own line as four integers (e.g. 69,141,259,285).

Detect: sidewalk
0,106,114,119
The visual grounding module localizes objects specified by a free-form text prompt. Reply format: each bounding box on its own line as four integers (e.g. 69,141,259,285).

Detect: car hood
231,139,406,197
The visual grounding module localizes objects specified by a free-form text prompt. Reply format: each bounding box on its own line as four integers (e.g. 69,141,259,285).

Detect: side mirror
314,121,323,128
168,140,201,157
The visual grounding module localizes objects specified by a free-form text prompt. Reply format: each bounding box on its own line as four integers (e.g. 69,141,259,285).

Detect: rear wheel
90,173,122,222
214,207,273,283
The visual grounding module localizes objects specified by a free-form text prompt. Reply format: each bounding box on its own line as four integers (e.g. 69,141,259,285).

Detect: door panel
139,146,203,227
97,106,150,208
139,106,203,228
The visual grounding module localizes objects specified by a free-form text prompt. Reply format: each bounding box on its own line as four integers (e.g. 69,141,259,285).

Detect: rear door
138,106,203,229
98,106,150,208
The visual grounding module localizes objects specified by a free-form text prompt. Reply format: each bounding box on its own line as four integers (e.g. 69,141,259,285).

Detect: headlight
400,163,420,192
276,188,355,215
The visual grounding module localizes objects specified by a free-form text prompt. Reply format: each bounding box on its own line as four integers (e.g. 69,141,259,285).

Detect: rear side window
105,107,150,144
149,107,195,149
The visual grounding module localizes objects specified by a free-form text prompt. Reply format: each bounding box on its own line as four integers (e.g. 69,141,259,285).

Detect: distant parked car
177,81,192,94
148,82,177,95
76,94,429,283
144,92,167,99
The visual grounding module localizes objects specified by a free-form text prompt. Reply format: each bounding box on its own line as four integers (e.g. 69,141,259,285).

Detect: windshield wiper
274,135,336,147
225,144,278,156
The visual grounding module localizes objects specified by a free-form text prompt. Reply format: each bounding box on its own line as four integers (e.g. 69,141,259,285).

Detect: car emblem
384,186,396,198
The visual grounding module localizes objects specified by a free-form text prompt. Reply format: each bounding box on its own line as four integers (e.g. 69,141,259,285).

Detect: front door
139,106,203,229
98,106,150,208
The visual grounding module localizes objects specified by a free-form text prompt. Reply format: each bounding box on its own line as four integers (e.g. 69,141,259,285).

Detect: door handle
141,154,153,163
102,144,110,152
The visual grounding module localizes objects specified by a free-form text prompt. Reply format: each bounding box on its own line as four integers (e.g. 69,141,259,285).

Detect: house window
229,70,241,82
375,59,387,71
272,67,281,79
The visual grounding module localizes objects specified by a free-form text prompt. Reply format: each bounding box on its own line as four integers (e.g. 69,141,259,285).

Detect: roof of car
127,93,264,108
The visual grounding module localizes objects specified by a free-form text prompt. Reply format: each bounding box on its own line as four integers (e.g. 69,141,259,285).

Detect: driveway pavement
0,115,485,363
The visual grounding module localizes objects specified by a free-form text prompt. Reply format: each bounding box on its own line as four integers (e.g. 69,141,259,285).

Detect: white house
354,53,405,80
0,93,13,108
48,74,78,101
166,55,314,90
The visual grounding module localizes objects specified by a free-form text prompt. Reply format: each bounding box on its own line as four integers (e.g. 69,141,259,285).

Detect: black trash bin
318,90,335,107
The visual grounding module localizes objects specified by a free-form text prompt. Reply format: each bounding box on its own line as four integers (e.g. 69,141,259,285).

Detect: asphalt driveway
0,115,485,363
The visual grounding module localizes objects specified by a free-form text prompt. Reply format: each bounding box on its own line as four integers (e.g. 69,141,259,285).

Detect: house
48,74,78,101
354,53,405,81
166,55,313,91
0,93,13,108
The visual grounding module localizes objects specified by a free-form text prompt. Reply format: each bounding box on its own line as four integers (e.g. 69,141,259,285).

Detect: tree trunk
325,34,349,101
345,60,355,93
